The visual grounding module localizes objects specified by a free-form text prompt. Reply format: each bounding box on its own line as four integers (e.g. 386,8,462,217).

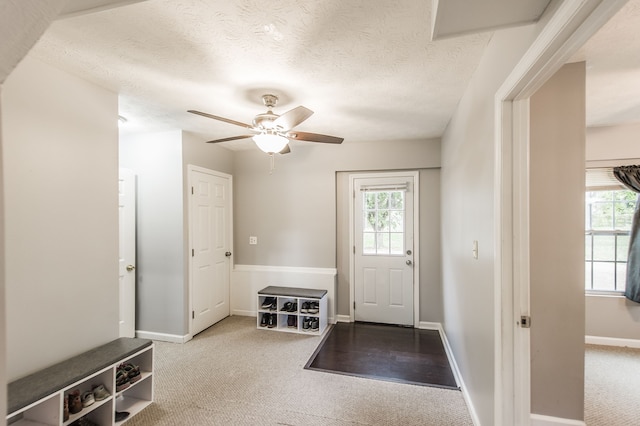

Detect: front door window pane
362,190,405,256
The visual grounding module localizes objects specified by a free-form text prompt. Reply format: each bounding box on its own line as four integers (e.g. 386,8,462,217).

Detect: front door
118,169,136,338
353,172,416,326
189,166,232,336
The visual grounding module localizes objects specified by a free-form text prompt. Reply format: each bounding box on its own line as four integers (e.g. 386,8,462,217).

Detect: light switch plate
249,236,258,245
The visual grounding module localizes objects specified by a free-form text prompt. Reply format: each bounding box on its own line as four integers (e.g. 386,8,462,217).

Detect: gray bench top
259,286,327,299
8,337,152,415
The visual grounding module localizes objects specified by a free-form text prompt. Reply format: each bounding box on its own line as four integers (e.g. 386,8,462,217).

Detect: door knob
126,265,135,272
406,260,412,266
225,251,232,257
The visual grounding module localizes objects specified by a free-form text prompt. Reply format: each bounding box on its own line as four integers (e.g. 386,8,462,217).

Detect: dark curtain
613,166,640,302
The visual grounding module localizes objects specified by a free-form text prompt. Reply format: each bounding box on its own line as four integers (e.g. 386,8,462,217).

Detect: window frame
584,187,635,294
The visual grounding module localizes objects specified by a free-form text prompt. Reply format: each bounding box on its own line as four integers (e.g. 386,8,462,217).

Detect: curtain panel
613,166,640,303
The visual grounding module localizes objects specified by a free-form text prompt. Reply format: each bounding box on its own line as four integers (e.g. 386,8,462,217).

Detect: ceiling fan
188,94,344,155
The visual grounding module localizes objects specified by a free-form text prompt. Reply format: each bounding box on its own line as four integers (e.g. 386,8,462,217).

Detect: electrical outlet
249,236,258,245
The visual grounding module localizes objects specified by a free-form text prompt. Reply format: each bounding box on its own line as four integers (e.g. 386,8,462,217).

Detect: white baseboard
436,324,481,426
336,314,351,323
232,309,255,317
136,330,192,344
418,321,440,330
531,413,585,426
585,335,640,348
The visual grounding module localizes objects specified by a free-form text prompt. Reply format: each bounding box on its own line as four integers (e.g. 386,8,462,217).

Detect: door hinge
191,249,194,257
353,301,356,310
191,186,194,195
519,315,531,328
192,311,195,319
353,246,355,254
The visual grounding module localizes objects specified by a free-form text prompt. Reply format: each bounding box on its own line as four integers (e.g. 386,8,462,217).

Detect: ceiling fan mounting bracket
262,94,278,109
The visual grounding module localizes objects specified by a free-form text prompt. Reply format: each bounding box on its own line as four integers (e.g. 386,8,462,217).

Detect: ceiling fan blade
273,106,313,130
279,144,291,154
286,131,344,144
188,110,254,130
206,135,253,143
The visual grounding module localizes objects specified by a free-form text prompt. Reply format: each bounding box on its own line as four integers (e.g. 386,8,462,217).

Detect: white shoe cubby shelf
257,286,328,335
7,338,153,426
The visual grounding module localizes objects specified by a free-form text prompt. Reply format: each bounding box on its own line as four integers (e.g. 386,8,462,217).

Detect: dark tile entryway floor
305,322,459,389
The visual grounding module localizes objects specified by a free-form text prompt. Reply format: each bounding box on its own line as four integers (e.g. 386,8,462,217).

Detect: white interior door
189,166,232,336
118,169,136,338
353,172,416,326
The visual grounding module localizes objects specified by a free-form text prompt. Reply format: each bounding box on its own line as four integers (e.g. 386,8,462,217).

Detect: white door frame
187,165,233,338
348,171,420,326
495,0,628,424
118,168,136,338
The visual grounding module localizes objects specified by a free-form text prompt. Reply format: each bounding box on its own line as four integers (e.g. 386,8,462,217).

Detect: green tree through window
585,189,636,292
363,191,404,255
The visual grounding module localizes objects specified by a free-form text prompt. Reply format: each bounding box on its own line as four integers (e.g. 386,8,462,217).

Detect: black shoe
281,302,293,312
302,317,311,331
307,301,319,314
287,315,297,328
115,411,130,422
311,318,319,331
300,302,309,313
291,302,297,313
267,314,276,328
260,313,268,327
261,297,275,309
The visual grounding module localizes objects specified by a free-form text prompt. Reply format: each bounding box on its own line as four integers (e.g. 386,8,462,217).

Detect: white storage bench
7,337,153,426
257,286,328,335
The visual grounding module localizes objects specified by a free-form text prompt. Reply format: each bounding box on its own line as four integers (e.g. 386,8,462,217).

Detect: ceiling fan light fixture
252,132,288,154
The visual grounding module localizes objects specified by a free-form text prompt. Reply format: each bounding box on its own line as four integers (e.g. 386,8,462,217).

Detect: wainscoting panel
231,265,337,323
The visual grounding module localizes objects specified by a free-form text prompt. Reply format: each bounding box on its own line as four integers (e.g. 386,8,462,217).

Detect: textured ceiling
570,0,640,128
32,0,491,149
28,0,640,151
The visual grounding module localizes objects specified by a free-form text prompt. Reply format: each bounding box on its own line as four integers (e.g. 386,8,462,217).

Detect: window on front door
362,190,405,255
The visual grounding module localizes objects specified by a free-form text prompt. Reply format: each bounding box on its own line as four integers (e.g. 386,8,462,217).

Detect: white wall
2,54,119,380
440,24,541,425
586,123,640,162
0,0,66,412
0,88,6,417
585,123,640,341
120,130,235,339
233,139,440,268
233,138,441,321
529,62,586,421
120,130,186,337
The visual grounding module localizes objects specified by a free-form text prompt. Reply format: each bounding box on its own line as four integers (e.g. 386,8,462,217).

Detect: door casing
187,165,233,337
348,171,420,326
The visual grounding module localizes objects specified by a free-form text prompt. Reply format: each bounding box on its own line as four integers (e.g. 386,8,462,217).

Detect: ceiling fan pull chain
269,153,275,174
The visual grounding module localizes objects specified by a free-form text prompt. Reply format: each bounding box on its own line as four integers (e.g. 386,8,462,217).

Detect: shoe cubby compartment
63,367,113,426
257,286,328,335
7,338,153,426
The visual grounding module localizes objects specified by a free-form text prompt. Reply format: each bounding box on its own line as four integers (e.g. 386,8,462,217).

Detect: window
362,190,405,255
585,189,636,292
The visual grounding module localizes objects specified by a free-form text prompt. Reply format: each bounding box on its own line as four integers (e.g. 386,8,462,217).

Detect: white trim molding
136,330,193,344
494,0,629,424
586,335,640,348
231,264,338,323
336,314,352,323
435,322,481,426
530,414,586,426
348,171,421,326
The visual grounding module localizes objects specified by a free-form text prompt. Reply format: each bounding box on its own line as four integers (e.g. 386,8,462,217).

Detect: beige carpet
585,344,640,426
125,316,473,425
